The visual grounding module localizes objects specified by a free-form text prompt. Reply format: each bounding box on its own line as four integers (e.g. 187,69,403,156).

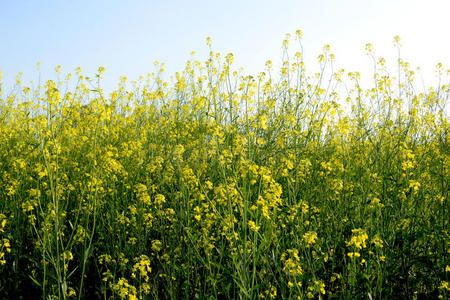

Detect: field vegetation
0,32,449,299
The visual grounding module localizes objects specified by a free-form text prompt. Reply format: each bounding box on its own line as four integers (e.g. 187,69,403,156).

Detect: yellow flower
67,288,76,297
303,231,318,247
152,240,162,252
260,115,268,130
372,236,383,248
439,281,449,291
346,229,368,250
347,252,360,258
248,220,260,232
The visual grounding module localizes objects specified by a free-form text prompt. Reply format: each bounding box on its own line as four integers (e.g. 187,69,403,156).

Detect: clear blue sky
1,0,449,92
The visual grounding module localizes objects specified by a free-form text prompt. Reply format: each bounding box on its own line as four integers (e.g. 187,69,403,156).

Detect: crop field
0,33,449,299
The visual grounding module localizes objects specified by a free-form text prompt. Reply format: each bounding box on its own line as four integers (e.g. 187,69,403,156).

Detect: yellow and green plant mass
0,32,449,299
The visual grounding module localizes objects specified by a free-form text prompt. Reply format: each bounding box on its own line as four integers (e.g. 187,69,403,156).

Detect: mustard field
0,32,449,299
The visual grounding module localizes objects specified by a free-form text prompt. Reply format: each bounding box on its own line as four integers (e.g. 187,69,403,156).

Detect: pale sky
1,0,449,93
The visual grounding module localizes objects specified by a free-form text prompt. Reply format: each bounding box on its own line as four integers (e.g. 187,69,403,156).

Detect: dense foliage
0,32,449,299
